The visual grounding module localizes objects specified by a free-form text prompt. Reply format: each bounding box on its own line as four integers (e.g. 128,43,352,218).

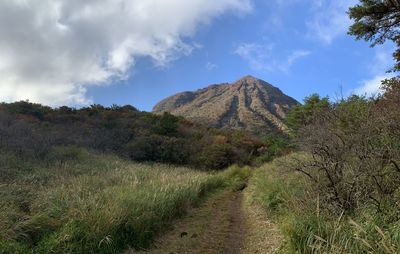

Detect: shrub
289,92,400,213
45,145,88,164
255,133,292,164
249,155,400,253
200,143,236,170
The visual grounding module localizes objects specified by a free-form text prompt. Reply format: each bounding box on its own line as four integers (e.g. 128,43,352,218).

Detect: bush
249,156,400,253
200,143,236,170
289,91,400,212
223,165,252,191
255,133,292,164
45,145,88,164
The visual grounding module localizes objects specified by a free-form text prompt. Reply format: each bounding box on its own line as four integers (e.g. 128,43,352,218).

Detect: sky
0,0,396,111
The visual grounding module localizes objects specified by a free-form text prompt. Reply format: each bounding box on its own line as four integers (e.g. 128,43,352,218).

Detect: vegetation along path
130,188,281,254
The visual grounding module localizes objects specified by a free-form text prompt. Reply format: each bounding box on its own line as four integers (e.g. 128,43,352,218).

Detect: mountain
153,75,299,134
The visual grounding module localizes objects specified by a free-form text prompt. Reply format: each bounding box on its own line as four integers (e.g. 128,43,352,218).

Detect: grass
242,176,283,253
248,154,400,254
0,147,238,254
132,190,239,254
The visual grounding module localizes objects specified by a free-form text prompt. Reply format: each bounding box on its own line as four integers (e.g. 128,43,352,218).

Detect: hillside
153,75,299,135
0,102,262,170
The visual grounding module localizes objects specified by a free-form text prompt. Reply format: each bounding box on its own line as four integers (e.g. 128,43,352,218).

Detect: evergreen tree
285,94,330,133
348,0,400,70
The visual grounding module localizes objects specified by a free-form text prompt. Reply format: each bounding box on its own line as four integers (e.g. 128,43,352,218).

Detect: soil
128,189,281,254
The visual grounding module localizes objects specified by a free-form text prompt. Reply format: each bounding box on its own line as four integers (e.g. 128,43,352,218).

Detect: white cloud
0,0,251,106
206,62,218,71
234,43,274,71
368,47,394,74
307,0,357,44
287,50,311,67
355,75,392,97
354,46,395,97
234,43,310,72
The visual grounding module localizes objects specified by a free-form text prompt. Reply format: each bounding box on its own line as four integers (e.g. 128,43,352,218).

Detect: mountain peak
235,75,263,85
153,76,299,135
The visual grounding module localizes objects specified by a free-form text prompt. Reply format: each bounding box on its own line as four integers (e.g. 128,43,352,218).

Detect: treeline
0,102,262,170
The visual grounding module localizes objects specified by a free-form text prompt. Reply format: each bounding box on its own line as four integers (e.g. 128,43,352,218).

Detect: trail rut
130,189,280,254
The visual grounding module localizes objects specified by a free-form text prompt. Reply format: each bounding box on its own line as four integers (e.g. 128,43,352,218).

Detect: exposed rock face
153,75,299,134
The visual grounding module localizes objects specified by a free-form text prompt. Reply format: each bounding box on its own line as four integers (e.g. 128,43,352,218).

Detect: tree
257,133,291,163
285,94,330,133
154,112,180,137
290,93,400,212
348,0,400,70
376,77,400,172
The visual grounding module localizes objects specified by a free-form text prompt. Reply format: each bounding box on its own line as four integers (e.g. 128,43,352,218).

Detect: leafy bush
255,133,292,164
199,143,237,170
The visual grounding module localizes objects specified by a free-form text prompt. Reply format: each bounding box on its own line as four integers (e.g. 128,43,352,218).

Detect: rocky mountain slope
153,75,299,134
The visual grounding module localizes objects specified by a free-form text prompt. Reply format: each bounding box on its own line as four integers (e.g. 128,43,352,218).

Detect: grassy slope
0,149,235,254
248,155,400,254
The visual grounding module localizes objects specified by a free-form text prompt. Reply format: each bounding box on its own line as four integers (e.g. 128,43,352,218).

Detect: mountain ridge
153,75,299,134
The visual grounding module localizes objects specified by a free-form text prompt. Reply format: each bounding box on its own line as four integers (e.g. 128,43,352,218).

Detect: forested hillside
0,102,263,170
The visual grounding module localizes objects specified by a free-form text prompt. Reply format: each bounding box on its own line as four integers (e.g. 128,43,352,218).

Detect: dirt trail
222,192,247,254
130,189,281,254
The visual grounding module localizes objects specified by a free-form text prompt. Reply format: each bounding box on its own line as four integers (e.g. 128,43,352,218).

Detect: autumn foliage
0,102,262,170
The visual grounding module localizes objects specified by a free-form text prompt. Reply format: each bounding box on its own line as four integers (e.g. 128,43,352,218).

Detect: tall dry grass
248,154,400,254
0,147,235,253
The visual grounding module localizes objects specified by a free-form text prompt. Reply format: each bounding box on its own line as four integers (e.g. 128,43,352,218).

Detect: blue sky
0,0,395,111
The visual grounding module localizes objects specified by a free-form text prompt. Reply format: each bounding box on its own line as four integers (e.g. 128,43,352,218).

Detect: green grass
248,154,400,254
0,148,235,253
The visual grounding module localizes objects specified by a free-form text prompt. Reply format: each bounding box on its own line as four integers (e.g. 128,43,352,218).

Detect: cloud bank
0,0,251,106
